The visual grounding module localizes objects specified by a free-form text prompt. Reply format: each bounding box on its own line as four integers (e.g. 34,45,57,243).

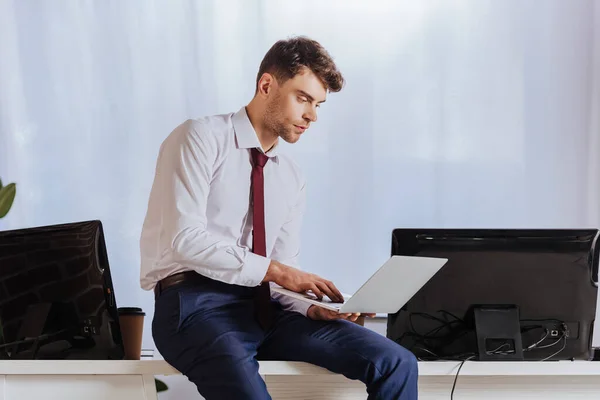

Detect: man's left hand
307,305,376,322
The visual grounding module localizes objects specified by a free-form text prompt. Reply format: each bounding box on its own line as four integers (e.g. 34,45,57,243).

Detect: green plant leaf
0,177,3,190
155,378,168,392
0,183,16,218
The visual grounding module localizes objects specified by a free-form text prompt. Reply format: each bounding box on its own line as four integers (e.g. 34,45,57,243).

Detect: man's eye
298,97,308,103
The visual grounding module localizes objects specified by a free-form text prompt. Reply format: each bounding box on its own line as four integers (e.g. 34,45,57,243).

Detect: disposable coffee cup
118,307,145,360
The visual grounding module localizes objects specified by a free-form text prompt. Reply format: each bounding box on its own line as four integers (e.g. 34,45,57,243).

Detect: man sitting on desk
140,36,418,400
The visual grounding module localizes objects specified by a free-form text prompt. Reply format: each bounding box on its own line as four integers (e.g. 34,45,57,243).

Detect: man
140,36,418,399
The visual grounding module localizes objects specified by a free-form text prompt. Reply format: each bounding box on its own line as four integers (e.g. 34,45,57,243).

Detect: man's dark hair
256,36,344,93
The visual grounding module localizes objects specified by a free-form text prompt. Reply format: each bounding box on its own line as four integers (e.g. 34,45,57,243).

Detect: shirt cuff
270,290,312,317
243,252,271,286
285,299,312,317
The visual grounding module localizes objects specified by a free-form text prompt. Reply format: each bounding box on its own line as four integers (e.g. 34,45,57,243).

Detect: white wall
0,0,599,359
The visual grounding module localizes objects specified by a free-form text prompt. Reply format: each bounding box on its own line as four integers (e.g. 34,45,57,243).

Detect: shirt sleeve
269,180,312,316
144,119,270,287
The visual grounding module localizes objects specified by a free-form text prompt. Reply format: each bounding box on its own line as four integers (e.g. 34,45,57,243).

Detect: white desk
261,360,600,400
0,359,599,400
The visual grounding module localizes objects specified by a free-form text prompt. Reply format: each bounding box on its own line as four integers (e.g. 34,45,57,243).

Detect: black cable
414,346,439,358
450,355,476,399
524,328,549,352
409,312,462,338
437,310,465,323
402,311,472,359
534,335,564,350
485,342,515,356
540,335,567,361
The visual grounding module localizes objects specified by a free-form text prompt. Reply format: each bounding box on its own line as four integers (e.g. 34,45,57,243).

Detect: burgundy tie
251,148,273,329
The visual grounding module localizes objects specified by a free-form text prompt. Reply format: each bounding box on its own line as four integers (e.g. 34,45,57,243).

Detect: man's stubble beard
264,94,297,144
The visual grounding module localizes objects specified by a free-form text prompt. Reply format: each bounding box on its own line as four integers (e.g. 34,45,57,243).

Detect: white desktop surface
0,359,599,400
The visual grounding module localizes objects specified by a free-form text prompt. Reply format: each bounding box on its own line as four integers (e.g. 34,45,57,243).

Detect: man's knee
377,343,418,378
396,346,418,375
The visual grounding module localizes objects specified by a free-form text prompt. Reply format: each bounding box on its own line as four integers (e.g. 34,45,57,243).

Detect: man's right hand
263,260,344,303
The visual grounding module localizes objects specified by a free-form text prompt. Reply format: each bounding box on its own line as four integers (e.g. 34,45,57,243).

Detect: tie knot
251,148,269,168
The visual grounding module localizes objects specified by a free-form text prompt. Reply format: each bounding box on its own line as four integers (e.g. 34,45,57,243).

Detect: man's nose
304,109,317,123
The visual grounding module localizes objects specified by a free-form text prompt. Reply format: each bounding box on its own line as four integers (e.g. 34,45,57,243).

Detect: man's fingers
315,281,339,302
332,286,345,303
308,283,324,300
323,280,343,302
320,280,344,302
349,313,360,322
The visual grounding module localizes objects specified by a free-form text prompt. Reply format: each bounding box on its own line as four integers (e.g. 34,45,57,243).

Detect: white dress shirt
140,107,310,316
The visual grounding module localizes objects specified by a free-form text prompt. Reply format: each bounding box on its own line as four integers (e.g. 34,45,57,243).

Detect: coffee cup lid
118,307,145,316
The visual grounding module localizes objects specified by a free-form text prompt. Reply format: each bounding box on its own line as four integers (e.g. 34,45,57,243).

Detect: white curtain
1,0,599,349
588,1,600,232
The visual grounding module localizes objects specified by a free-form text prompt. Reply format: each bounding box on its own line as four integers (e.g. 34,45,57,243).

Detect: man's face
263,68,327,144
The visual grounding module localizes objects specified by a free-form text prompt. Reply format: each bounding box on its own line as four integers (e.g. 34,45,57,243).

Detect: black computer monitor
388,229,599,361
0,220,124,359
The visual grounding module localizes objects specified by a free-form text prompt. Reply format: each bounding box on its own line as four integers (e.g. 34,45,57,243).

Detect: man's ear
257,73,276,97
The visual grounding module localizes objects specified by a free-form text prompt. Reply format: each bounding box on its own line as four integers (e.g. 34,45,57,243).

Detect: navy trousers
152,277,418,400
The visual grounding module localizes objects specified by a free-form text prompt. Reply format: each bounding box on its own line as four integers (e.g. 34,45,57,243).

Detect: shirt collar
232,107,280,162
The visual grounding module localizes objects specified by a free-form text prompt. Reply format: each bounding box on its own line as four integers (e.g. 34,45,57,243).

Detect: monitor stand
472,304,524,361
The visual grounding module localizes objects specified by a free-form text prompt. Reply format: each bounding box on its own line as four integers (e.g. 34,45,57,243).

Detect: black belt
153,271,208,299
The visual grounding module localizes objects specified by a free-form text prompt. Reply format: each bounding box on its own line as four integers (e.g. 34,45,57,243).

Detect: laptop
271,255,448,314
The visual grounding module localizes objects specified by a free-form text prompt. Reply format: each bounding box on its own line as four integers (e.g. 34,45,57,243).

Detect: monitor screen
388,229,599,361
0,220,124,359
